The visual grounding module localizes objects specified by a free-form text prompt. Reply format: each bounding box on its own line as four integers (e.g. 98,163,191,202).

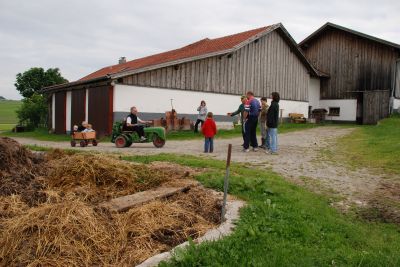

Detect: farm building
300,22,400,124
43,23,322,135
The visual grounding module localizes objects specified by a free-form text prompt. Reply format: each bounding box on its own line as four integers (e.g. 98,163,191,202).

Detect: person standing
227,95,247,146
243,91,261,152
266,92,280,154
194,100,207,133
259,97,269,149
202,112,217,153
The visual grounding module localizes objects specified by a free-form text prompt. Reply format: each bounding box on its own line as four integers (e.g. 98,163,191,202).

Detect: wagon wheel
80,140,86,147
92,140,98,146
115,136,127,148
85,140,90,146
152,135,165,148
70,140,76,147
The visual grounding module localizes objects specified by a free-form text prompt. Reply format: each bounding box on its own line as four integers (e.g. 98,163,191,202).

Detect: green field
339,115,400,174
121,154,400,266
0,100,21,130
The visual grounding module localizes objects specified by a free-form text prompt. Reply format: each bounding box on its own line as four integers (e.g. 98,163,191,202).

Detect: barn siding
302,29,399,99
70,89,86,130
54,91,66,134
121,30,310,101
88,85,113,136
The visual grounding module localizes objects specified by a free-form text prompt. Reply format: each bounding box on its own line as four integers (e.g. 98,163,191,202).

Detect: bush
16,93,47,129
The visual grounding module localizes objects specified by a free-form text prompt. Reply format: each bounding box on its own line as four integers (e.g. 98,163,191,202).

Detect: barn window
328,107,340,116
254,39,259,44
227,54,232,58
173,65,179,70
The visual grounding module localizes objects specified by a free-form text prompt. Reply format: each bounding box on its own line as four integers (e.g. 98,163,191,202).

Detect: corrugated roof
80,26,271,81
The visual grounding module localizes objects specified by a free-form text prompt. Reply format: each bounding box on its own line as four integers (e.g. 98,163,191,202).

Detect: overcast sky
0,0,399,100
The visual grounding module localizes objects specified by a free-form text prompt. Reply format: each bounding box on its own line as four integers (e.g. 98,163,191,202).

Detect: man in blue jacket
243,91,260,152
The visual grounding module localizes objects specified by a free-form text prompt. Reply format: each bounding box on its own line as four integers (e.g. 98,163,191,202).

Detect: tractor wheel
153,135,166,148
115,136,127,148
125,140,132,147
92,140,98,146
80,140,86,147
70,140,76,147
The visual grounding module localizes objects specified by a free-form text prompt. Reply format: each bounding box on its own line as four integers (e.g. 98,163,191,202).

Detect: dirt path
12,127,386,207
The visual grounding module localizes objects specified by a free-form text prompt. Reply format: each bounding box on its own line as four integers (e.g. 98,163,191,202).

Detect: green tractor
111,121,166,148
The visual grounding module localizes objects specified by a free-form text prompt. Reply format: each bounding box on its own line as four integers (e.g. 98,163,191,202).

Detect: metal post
221,144,232,222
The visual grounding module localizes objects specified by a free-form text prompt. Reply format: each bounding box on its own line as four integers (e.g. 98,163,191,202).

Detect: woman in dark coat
266,92,280,154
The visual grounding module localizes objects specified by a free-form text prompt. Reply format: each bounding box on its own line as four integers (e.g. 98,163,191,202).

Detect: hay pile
45,154,170,202
0,188,221,266
0,138,222,266
0,137,46,206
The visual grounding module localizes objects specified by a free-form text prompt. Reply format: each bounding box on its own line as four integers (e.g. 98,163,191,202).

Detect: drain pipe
390,59,400,114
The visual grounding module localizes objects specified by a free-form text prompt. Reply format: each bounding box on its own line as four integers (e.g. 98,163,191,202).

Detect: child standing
201,112,217,153
259,97,269,149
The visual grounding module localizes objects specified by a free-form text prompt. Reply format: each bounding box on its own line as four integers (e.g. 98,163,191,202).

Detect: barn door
362,91,390,125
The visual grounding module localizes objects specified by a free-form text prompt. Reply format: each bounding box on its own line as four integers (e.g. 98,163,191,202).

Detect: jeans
194,119,204,133
244,116,258,149
267,128,278,152
259,120,267,139
204,137,214,153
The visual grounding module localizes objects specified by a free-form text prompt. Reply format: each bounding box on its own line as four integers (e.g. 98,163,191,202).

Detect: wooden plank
101,181,199,213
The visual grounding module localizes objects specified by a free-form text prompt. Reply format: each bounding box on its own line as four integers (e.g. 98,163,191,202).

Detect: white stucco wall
51,94,55,129
113,84,309,119
308,77,320,110
66,91,72,131
319,99,357,121
393,98,400,112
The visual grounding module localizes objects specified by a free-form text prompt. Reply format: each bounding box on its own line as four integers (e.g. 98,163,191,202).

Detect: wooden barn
300,22,400,124
43,23,322,135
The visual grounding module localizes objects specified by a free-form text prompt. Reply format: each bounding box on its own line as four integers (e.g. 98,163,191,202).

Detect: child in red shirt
201,112,217,153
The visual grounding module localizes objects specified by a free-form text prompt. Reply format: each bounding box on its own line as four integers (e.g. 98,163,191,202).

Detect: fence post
221,144,232,222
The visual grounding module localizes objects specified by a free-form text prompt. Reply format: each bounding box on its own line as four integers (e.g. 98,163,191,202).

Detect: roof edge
299,22,400,50
41,76,110,93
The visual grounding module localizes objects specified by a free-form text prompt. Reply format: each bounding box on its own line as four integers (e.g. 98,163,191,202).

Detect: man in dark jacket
227,95,247,145
266,92,280,154
243,91,261,152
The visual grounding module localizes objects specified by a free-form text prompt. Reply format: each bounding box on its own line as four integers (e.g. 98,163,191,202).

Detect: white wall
51,94,55,130
319,99,357,121
114,84,309,119
393,98,400,112
66,91,72,131
308,77,320,110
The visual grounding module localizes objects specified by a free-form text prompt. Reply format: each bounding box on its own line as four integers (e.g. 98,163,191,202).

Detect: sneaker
140,136,147,141
252,148,258,152
242,148,250,153
269,151,278,155
259,145,266,149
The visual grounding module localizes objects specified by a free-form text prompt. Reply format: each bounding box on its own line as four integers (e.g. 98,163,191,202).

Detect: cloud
0,0,399,99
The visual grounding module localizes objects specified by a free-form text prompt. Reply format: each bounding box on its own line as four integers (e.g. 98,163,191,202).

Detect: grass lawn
0,100,21,125
339,115,400,174
122,154,400,266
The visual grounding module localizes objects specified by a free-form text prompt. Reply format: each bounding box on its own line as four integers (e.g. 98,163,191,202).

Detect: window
328,107,340,116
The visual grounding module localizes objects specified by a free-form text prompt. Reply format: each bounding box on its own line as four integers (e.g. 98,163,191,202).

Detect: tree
0,96,5,100
16,93,48,128
15,67,68,98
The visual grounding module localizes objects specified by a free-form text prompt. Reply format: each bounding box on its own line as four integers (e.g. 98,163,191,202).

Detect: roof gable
300,22,400,50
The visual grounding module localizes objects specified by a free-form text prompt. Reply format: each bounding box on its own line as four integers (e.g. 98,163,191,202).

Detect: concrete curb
136,199,246,267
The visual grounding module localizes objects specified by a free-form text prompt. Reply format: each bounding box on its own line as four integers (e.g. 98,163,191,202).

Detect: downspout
390,58,400,114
